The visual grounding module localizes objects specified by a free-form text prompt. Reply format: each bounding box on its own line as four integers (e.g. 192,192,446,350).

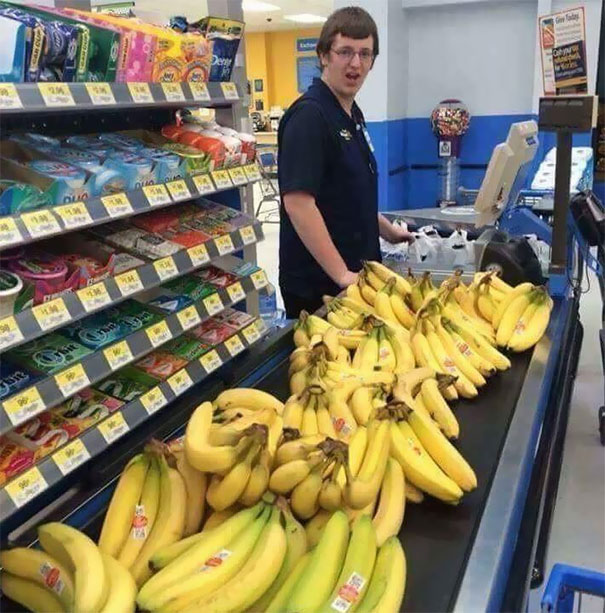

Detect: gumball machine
430,99,471,207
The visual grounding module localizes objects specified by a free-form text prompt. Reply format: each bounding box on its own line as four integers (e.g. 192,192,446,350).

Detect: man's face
320,33,374,99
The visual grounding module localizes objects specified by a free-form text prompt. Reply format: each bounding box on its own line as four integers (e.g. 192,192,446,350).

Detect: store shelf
0,163,262,251
0,317,267,523
0,269,270,434
0,82,241,115
0,219,264,352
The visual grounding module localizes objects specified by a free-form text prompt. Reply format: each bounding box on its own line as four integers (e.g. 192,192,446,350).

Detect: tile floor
255,202,605,609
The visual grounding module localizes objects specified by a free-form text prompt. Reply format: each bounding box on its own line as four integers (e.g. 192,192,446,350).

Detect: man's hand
378,213,415,244
336,269,359,289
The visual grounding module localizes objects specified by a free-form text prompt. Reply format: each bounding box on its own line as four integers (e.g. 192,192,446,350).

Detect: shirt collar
310,78,363,126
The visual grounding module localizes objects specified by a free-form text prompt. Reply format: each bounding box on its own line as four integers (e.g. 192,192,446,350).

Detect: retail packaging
161,336,210,361
188,317,237,345
50,387,123,429
161,274,216,302
104,150,158,190
144,293,194,314
0,15,28,81
0,180,53,215
213,306,255,330
0,270,23,317
160,223,211,248
196,16,244,82
0,361,43,401
94,365,158,402
0,436,35,485
111,299,163,332
185,215,233,238
161,143,212,175
60,310,132,350
195,264,239,288
133,350,187,380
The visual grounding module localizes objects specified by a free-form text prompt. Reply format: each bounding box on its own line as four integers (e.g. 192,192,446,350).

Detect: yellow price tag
189,81,211,101
162,82,185,102
32,298,70,331
215,233,235,256
224,334,245,357
3,387,45,426
85,82,116,105
203,293,223,316
153,256,178,281
192,174,215,195
103,341,133,371
38,82,75,106
114,269,143,297
77,283,112,313
243,163,261,181
0,216,22,247
187,243,209,267
251,270,268,290
54,364,90,397
226,282,246,304
146,320,172,348
166,180,191,201
177,305,201,331
0,83,22,109
167,369,193,395
98,412,129,444
53,439,90,475
220,82,239,100
0,316,23,351
128,82,153,103
140,386,167,415
242,323,261,344
239,225,256,246
255,318,267,335
200,349,222,374
54,202,92,229
143,184,171,207
229,167,247,186
101,193,132,218
5,467,48,508
21,210,61,238
211,170,233,190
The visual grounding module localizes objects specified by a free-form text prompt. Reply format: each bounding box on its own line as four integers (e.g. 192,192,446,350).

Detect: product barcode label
140,387,167,415
167,369,193,395
77,283,112,312
114,270,144,297
0,83,22,109
54,364,90,397
177,305,201,331
239,225,256,245
192,174,215,195
224,334,245,357
161,82,185,102
0,316,23,351
0,216,22,247
5,467,48,508
101,193,132,217
166,180,191,201
201,549,232,572
187,243,210,267
3,387,45,426
200,350,222,373
32,298,70,331
21,210,61,238
211,170,233,190
189,82,211,101
330,573,367,612
54,202,92,229
39,561,66,595
143,184,171,207
38,83,75,106
153,256,178,281
203,293,223,316
128,82,153,103
226,282,246,304
146,321,172,348
85,82,116,105
215,234,234,256
103,341,133,371
53,439,90,476
131,504,150,539
98,412,129,444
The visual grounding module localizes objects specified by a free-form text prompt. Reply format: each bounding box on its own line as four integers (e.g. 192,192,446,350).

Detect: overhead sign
297,38,318,53
539,7,587,95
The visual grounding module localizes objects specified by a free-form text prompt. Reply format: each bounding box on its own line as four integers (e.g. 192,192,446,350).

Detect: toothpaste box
94,365,159,402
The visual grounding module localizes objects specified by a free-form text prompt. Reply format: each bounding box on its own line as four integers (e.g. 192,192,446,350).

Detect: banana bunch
294,310,366,350
352,320,415,373
1,522,136,613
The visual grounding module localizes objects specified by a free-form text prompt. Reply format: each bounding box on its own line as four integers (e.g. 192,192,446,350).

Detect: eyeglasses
330,47,375,63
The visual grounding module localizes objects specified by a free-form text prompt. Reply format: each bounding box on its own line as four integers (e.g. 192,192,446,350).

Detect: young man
278,6,413,318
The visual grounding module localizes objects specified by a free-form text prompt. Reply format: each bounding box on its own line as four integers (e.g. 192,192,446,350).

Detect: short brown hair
316,7,379,60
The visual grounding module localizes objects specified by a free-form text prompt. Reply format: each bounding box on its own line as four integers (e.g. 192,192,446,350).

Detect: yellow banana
290,368,308,395
328,390,358,441
373,458,406,546
508,291,552,352
366,260,412,294
203,505,241,530
420,378,459,439
283,394,305,430
266,552,311,613
317,396,338,438
214,387,284,415
301,394,319,436
291,462,324,519
390,291,416,328
385,326,415,372
0,573,64,613
274,434,325,466
350,386,375,425
348,425,369,478
496,290,535,347
269,456,320,494
393,367,435,397
405,480,425,503
359,276,377,306
239,447,271,506
99,553,137,613
149,532,206,571
492,281,534,329
173,450,206,536
374,286,400,326
376,325,397,371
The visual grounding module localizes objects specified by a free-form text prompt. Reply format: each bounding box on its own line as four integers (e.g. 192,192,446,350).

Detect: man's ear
319,52,329,70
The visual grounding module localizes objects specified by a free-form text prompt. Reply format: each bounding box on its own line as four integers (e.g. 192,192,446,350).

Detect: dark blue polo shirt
278,78,380,299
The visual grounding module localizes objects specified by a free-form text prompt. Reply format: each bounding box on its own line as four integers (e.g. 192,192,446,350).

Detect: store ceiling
243,0,333,32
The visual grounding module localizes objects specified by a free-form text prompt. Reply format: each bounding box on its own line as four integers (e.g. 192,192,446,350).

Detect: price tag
167,369,193,395
189,81,211,101
98,412,129,444
177,305,201,331
211,170,233,190
3,387,45,426
140,386,167,415
220,82,239,100
203,293,223,316
215,233,234,256
187,243,209,267
101,193,132,218
146,320,172,348
115,269,143,297
239,225,256,246
32,298,70,331
255,318,267,335
224,334,245,357
53,439,90,476
0,316,24,351
21,210,61,238
128,82,153,103
229,167,247,186
5,467,48,508
0,216,22,247
77,283,112,313
103,341,133,371
161,82,185,102
166,179,191,201
38,82,75,106
243,163,262,181
153,256,178,281
200,349,222,373
54,364,90,397
143,184,171,207
0,83,22,109
85,82,116,105
226,282,246,304
192,174,215,195
251,269,268,290
54,202,92,229
242,323,261,344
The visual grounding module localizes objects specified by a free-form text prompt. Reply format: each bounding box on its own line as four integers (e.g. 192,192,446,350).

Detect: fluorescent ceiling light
283,13,327,23
242,0,280,11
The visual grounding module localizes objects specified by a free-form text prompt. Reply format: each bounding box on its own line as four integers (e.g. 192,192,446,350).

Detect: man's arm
284,192,358,288
378,213,415,243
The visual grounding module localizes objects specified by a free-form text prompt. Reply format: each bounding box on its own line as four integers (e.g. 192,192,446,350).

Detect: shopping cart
541,564,605,612
255,145,280,224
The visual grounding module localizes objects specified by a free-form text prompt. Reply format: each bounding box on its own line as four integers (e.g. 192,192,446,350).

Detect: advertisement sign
297,38,318,53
